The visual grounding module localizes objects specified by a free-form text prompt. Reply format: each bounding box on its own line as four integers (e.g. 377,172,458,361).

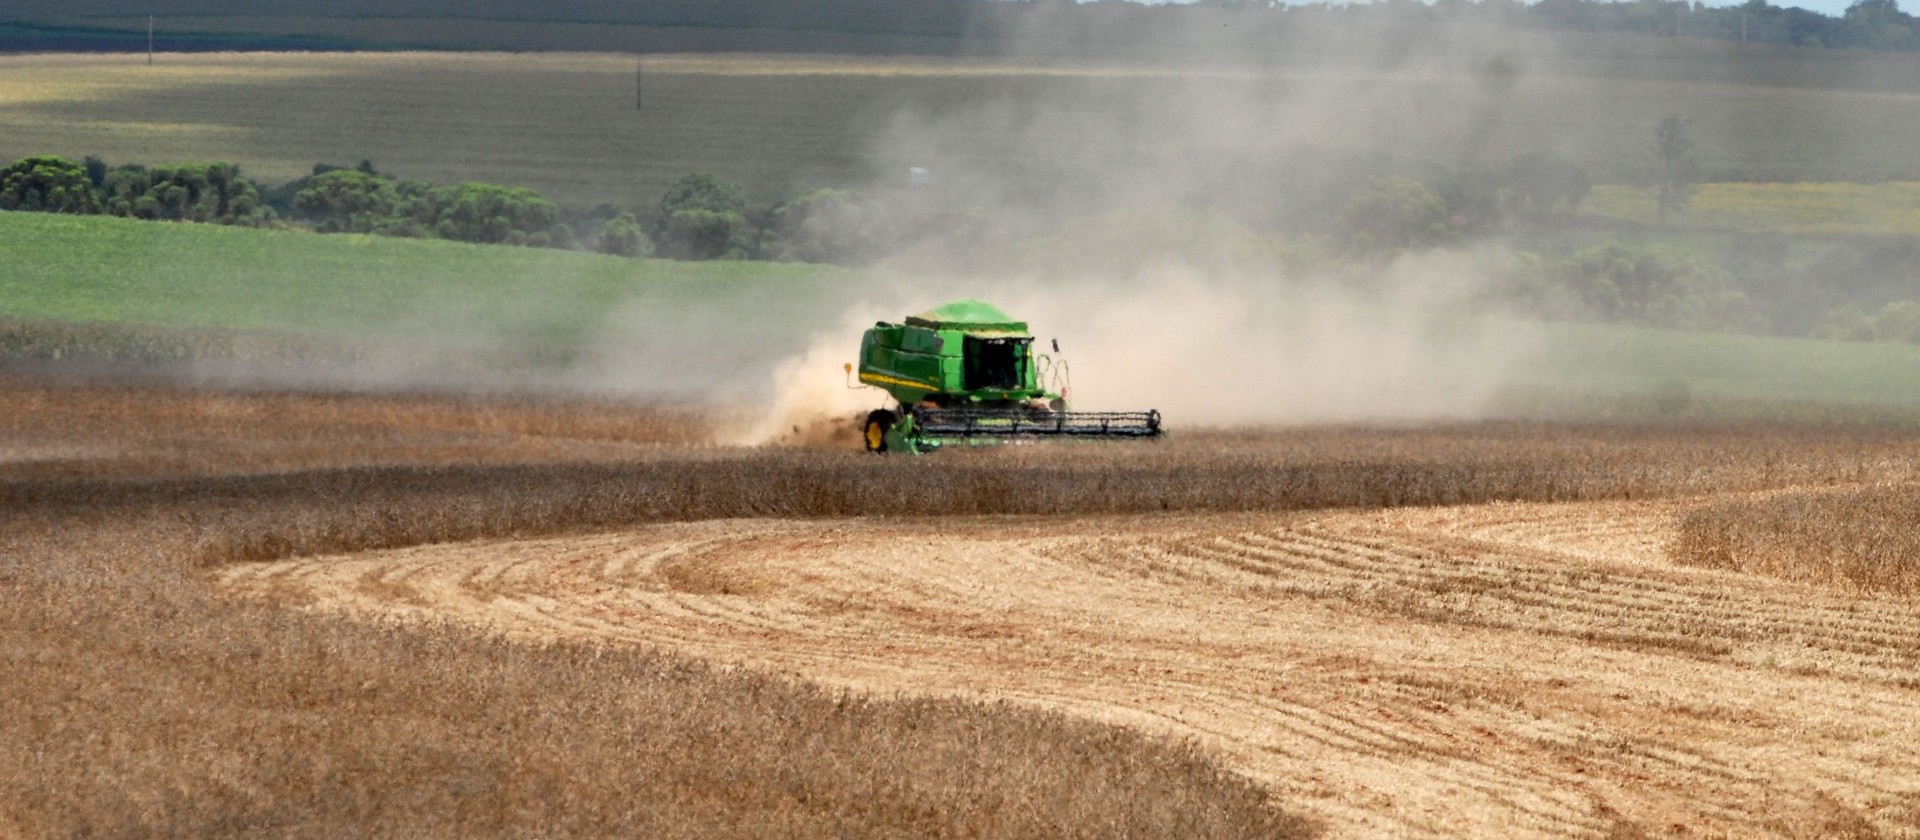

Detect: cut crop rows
229,496,1920,838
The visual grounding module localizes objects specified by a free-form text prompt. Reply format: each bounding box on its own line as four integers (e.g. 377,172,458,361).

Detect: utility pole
148,15,154,65
636,55,643,110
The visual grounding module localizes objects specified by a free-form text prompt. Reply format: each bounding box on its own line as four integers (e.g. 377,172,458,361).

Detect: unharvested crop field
9,50,1920,207
9,374,1920,837
1675,482,1920,597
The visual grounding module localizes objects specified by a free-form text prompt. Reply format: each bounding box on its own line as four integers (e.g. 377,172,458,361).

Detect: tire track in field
223,499,1920,839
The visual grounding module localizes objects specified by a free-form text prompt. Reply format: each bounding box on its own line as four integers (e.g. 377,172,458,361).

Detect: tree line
0,154,899,264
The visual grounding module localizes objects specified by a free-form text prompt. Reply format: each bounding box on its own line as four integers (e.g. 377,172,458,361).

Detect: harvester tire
863,409,897,454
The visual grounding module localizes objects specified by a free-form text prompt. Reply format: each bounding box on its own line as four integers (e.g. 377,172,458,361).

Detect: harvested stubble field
9,375,1920,837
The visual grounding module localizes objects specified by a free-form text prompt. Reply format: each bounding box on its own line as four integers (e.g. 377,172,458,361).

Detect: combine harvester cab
850,298,1161,454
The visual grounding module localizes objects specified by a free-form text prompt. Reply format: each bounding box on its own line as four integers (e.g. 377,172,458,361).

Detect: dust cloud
154,15,1565,439
739,12,1559,442
725,304,898,447
741,251,1540,442
990,258,1543,426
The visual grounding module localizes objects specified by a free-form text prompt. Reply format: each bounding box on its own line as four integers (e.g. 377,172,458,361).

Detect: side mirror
1051,339,1060,353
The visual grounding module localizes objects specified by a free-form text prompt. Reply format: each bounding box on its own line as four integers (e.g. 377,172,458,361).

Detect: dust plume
71,18,1611,433
739,247,1539,443
739,10,1561,441
725,304,897,447
989,255,1543,426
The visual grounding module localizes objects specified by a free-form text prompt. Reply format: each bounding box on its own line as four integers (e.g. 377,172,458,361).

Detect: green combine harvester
849,299,1162,454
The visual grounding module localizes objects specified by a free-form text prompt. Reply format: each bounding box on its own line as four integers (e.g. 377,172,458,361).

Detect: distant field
1584,181,1920,236
7,51,1920,210
0,52,1182,208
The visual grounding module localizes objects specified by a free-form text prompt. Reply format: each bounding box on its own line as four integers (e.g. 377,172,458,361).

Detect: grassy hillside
0,212,861,394
1512,320,1920,409
0,211,854,337
7,51,1920,210
12,211,1920,411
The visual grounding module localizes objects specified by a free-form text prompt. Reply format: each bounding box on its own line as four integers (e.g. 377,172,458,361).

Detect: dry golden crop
1673,483,1920,597
11,374,1920,837
0,374,712,480
14,375,1920,565
0,376,1311,838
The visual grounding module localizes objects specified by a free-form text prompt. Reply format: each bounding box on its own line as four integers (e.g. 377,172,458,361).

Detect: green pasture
0,212,859,380
1511,320,1920,410
10,211,1920,411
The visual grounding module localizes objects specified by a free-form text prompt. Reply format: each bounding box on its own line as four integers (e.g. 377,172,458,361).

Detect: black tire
863,409,897,454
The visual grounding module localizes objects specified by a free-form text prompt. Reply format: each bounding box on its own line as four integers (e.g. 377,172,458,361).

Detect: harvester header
849,298,1162,454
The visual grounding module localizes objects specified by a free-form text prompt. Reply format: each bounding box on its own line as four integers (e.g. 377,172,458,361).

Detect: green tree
1653,115,1698,226
416,182,558,244
1337,177,1450,251
102,162,273,226
0,155,101,214
661,208,757,260
292,170,401,233
101,161,276,224
655,173,756,260
82,155,108,190
658,172,745,218
1841,0,1918,49
1554,243,1755,330
596,211,652,257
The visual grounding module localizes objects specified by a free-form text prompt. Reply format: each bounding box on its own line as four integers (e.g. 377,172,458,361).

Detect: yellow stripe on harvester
859,371,936,391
